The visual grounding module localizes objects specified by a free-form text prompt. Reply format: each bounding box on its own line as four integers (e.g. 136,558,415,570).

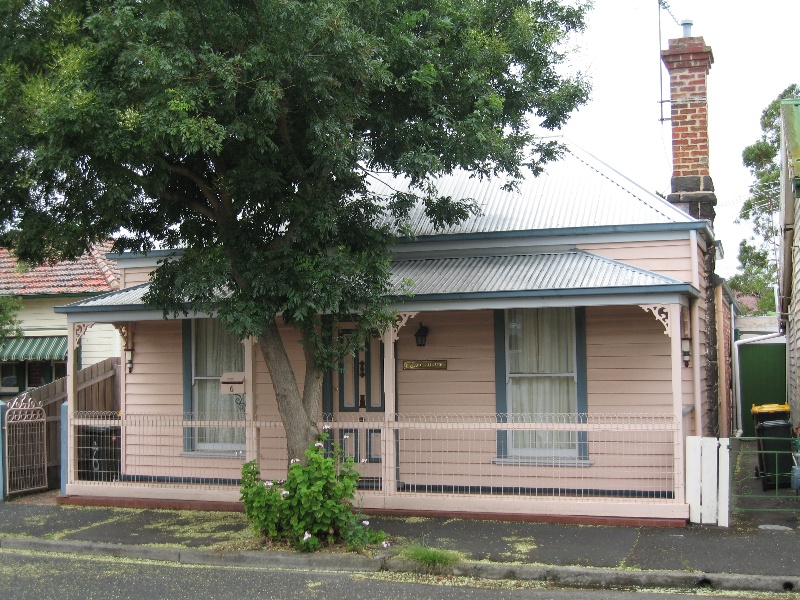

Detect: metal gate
729,437,800,516
4,393,47,495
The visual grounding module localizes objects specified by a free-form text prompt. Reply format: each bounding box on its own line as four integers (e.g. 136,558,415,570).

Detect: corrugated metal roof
0,336,67,361
59,251,687,314
390,251,684,296
57,283,151,311
370,145,694,237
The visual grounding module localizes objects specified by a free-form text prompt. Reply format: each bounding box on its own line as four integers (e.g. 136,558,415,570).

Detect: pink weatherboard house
54,30,733,524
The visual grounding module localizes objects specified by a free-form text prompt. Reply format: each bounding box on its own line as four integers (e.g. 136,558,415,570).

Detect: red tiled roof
0,242,120,296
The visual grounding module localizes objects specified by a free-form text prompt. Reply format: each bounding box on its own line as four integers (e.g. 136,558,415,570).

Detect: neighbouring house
0,242,120,401
53,30,732,523
778,98,800,428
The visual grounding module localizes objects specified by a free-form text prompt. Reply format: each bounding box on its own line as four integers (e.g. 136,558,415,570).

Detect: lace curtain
194,319,245,449
507,308,577,455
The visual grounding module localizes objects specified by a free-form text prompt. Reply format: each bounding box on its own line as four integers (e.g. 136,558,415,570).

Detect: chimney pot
681,19,693,37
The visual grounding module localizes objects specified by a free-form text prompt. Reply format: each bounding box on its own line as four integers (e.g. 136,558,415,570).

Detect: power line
717,193,778,208
746,179,779,191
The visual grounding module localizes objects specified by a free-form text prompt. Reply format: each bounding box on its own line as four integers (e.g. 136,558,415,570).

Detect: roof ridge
89,241,121,290
561,145,691,223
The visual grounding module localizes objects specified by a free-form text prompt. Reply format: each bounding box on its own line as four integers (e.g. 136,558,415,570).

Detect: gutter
732,331,784,436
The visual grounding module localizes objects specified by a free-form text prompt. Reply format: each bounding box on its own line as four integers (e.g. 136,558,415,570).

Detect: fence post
0,401,6,501
700,437,719,524
60,401,68,496
685,436,701,523
717,438,730,527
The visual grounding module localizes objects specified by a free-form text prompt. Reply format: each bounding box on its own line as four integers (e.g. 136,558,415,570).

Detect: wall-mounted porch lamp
124,326,134,373
414,323,429,347
681,337,691,367
116,322,135,373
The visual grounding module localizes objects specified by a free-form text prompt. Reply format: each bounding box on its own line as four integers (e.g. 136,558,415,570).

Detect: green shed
738,342,787,437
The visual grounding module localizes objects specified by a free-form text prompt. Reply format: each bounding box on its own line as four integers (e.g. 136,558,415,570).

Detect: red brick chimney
661,21,717,223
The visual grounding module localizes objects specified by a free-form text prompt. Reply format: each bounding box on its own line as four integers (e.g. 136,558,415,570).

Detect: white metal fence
67,411,679,506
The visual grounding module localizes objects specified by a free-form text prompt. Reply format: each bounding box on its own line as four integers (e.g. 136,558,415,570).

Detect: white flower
362,520,369,526
343,434,349,439
281,490,289,497
264,480,274,487
382,541,390,548
314,442,324,448
323,424,331,430
361,459,368,463
302,532,311,541
290,458,300,464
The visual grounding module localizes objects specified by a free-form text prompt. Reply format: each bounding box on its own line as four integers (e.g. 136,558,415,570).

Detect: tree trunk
300,322,325,424
257,318,319,465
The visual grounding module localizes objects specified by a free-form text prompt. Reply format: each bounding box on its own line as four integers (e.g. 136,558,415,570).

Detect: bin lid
755,419,792,428
751,403,790,414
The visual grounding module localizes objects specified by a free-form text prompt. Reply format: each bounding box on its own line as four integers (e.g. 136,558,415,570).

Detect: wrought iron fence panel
4,394,47,495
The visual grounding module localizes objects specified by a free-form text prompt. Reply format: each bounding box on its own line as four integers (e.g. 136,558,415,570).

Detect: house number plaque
402,360,447,370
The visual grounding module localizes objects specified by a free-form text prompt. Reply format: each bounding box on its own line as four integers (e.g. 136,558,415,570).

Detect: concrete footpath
1,491,798,595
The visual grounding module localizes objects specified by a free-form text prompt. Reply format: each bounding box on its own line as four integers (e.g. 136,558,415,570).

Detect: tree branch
160,190,216,221
169,163,221,215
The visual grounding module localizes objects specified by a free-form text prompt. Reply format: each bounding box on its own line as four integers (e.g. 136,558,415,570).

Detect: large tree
731,84,800,314
0,0,590,461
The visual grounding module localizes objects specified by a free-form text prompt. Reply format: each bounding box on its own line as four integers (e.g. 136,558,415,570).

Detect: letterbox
220,372,245,395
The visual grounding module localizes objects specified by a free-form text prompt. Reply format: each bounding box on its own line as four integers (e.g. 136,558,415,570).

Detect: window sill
492,456,594,467
181,451,246,459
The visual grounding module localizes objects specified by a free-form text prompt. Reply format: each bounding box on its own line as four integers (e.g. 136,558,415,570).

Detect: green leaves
239,435,385,552
0,296,23,339
1,0,590,453
732,84,799,311
729,241,777,316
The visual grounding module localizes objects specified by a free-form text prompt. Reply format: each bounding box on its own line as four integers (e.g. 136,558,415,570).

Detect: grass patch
399,542,465,572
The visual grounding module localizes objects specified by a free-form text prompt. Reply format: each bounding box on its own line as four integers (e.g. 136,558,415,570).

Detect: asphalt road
0,549,788,600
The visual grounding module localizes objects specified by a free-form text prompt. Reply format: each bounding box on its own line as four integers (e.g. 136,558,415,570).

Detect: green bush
240,434,385,552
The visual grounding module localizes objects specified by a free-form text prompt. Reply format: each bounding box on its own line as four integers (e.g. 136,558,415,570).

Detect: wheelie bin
754,419,794,491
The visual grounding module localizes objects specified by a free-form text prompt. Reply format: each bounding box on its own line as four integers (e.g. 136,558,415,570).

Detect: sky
554,0,800,278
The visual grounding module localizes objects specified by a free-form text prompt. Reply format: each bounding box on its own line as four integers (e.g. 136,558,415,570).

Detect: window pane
53,362,67,380
508,308,574,374
1,363,18,390
340,351,357,409
509,376,577,416
195,319,244,376
193,320,245,449
506,308,578,456
27,362,46,388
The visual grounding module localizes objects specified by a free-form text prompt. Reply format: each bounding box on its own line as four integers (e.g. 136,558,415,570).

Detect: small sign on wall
402,360,447,370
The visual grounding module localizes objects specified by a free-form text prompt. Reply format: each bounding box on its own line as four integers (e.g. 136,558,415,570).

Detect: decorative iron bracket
113,322,134,351
391,312,418,341
640,305,671,336
74,322,95,346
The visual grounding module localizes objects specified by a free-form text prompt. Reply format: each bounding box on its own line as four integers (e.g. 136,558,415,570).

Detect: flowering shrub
240,434,385,552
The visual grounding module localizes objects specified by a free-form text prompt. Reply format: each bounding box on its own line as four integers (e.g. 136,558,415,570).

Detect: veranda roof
55,250,698,320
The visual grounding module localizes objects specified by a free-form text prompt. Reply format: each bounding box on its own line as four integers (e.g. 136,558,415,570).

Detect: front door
329,331,383,485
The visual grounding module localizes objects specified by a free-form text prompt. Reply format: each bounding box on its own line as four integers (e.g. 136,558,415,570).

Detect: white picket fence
685,436,730,526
